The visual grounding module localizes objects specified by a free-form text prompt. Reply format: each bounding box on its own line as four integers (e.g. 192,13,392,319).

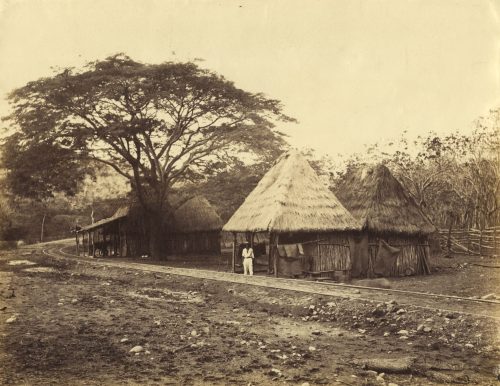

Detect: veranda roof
79,206,129,232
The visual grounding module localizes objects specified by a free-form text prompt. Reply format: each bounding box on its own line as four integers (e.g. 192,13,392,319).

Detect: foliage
326,109,500,230
2,54,292,255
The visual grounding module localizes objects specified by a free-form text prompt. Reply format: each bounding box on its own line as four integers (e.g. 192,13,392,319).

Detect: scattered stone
423,327,432,333
464,343,474,349
120,338,129,343
129,345,143,353
353,290,361,294
6,315,17,324
312,330,321,335
71,299,78,304
269,368,282,377
360,357,415,374
308,346,316,352
383,332,390,337
202,326,210,334
445,313,457,319
417,324,424,331
396,308,406,315
191,330,197,337
397,330,409,336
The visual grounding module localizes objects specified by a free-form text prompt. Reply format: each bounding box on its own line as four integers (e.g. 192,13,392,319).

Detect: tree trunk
148,212,165,260
40,214,46,243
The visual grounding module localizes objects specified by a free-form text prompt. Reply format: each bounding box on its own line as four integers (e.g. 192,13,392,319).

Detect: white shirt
242,247,254,259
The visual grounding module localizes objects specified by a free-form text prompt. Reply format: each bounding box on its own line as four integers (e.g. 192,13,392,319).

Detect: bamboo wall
367,235,430,277
166,231,221,255
438,226,499,256
275,232,352,277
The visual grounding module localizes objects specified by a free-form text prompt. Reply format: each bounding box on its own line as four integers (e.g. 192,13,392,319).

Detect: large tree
2,54,291,256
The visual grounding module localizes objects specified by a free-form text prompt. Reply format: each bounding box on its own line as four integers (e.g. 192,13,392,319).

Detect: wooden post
446,221,452,255
479,228,483,257
274,234,279,277
317,233,321,270
467,226,471,255
75,231,80,256
494,226,497,257
268,233,273,274
91,231,95,257
232,232,237,273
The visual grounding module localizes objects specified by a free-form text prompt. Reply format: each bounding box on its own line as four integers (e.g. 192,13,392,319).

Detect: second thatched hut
223,152,360,278
166,195,223,255
336,164,436,277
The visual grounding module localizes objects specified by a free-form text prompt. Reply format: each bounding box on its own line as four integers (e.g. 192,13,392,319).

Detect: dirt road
1,246,499,385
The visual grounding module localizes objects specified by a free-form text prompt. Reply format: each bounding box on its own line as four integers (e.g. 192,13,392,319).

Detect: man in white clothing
242,242,254,276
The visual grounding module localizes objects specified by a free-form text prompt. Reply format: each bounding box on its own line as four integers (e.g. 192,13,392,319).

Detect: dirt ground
0,248,499,385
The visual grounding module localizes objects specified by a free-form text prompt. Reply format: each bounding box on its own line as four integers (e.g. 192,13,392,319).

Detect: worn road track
33,242,500,320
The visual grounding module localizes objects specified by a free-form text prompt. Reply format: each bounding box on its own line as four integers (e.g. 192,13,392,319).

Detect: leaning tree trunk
40,213,46,243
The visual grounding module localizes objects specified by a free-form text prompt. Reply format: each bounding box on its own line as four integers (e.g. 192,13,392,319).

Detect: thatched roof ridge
335,164,436,235
173,196,223,233
223,152,360,233
79,206,129,232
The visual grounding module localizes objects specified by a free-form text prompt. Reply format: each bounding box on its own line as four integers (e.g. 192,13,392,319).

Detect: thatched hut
335,164,436,277
166,196,223,255
223,152,360,278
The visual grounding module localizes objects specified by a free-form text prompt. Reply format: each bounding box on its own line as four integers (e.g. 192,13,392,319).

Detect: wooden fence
438,226,499,257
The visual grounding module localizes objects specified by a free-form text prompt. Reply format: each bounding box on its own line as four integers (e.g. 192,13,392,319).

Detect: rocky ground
0,249,499,385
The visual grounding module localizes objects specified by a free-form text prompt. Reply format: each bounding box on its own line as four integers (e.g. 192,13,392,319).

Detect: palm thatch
335,164,436,235
223,152,360,233
173,196,223,233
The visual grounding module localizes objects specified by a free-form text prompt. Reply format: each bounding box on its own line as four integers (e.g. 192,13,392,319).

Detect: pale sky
0,0,499,156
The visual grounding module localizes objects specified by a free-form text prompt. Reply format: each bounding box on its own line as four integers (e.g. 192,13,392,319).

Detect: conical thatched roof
335,164,436,235
173,196,223,233
223,152,360,233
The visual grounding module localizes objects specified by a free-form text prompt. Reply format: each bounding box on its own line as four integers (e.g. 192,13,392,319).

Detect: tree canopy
3,54,291,208
2,54,292,255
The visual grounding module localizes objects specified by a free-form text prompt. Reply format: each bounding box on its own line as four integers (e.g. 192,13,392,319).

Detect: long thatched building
223,151,360,278
336,164,436,277
76,196,223,257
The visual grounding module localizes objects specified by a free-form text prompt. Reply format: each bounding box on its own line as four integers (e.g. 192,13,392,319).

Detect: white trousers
243,258,253,275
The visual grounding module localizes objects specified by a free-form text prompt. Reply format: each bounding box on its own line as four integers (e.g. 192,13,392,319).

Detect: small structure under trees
223,152,360,278
335,164,436,277
76,196,223,257
166,196,223,255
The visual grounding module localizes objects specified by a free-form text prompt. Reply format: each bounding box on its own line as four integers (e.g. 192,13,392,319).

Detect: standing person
242,242,255,276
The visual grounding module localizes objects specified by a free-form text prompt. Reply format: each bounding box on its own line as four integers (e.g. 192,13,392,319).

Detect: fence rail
438,226,499,256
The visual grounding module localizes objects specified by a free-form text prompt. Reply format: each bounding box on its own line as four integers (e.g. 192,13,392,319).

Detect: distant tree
2,54,292,257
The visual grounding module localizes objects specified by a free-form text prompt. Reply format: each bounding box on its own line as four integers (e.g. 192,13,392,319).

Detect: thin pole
232,232,237,273
268,233,273,274
274,234,280,277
